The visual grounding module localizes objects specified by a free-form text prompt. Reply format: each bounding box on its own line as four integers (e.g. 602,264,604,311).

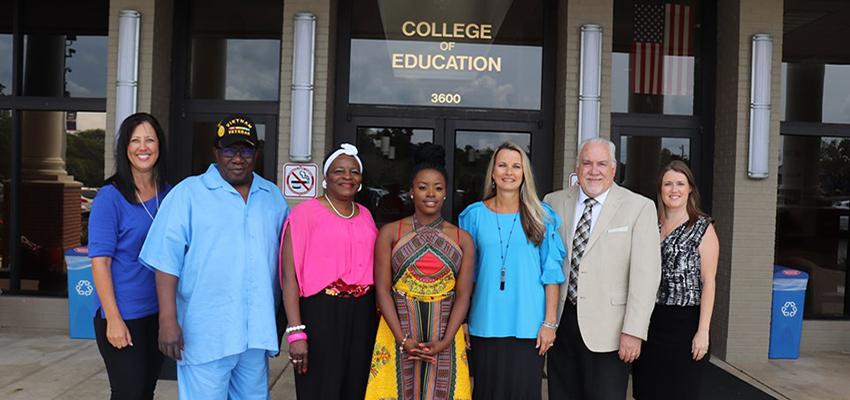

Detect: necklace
136,186,159,222
495,212,519,291
324,194,355,219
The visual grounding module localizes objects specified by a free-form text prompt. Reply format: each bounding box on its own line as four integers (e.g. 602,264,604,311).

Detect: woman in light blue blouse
459,142,566,400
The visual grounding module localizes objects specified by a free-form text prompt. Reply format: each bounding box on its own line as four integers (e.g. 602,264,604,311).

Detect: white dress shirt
572,187,611,237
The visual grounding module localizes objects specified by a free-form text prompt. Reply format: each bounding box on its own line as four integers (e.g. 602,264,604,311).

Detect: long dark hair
657,160,706,228
106,112,168,204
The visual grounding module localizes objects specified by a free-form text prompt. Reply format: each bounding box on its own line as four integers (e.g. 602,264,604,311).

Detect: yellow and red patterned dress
366,217,471,400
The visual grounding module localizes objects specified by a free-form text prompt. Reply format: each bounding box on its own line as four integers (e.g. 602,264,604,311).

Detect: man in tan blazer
544,138,661,400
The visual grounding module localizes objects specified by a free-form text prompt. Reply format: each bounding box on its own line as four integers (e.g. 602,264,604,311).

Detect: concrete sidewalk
0,328,296,400
2,327,849,399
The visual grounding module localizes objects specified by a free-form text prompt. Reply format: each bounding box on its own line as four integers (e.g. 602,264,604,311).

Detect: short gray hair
577,138,617,165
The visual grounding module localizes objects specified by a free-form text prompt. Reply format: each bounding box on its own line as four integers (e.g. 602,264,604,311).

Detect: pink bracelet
287,332,308,344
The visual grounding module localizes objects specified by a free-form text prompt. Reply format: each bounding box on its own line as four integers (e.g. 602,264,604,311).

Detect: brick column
553,0,614,189
711,0,783,364
278,0,336,197
105,0,174,177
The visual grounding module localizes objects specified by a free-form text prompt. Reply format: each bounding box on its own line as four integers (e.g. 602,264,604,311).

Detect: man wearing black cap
139,115,290,399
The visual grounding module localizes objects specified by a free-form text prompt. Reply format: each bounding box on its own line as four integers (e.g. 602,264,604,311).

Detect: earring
358,184,363,192
322,180,327,189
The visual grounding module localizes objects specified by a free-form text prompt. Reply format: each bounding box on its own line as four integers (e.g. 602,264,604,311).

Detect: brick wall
105,0,173,177
711,0,783,364
553,0,613,190
278,0,336,204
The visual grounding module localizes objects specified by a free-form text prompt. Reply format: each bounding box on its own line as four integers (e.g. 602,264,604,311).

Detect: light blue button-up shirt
139,164,289,366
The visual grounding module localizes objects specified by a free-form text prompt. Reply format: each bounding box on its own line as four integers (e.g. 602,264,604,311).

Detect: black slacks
547,304,629,400
469,336,544,400
94,312,164,400
293,291,378,400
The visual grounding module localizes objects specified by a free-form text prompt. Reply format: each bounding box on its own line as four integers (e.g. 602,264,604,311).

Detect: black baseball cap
215,116,259,147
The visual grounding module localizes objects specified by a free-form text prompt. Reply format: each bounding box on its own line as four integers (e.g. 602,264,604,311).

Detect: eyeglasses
218,146,256,159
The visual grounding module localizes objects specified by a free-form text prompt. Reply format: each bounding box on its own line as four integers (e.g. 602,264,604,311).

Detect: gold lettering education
401,21,493,40
391,53,501,72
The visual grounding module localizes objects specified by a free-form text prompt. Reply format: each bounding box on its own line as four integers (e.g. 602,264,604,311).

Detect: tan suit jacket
544,184,661,353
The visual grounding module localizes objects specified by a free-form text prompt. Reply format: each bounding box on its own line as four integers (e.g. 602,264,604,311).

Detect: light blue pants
177,348,269,399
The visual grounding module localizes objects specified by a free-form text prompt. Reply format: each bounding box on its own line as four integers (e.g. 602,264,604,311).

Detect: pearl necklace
324,194,355,219
136,186,159,222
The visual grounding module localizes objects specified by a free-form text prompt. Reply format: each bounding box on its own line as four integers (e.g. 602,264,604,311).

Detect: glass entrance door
174,113,279,183
348,117,543,225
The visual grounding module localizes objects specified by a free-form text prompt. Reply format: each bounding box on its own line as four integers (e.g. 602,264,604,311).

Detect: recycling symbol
781,301,798,317
75,280,94,296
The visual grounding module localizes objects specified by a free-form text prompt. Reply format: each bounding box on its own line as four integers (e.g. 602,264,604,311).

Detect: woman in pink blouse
280,143,379,399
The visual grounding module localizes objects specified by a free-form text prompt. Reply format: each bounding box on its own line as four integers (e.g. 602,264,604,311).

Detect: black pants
294,292,378,400
547,304,629,400
94,312,164,400
469,336,544,400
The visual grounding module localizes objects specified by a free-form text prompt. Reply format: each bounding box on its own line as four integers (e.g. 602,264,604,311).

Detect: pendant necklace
495,211,519,291
136,186,159,222
324,194,355,219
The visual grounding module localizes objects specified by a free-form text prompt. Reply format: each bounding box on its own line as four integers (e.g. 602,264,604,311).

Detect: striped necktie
568,197,597,305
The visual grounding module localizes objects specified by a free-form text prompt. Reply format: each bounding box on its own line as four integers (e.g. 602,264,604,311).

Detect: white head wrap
323,143,363,176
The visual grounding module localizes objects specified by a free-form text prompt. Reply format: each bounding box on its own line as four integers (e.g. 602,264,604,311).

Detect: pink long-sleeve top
281,198,378,297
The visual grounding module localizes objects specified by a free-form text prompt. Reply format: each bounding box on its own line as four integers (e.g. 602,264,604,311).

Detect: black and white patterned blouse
657,215,712,306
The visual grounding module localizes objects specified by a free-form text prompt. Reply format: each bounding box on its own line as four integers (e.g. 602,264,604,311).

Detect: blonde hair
482,142,547,245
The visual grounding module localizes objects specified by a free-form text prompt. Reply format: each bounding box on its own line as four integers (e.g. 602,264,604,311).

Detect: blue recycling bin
769,265,808,359
66,247,96,339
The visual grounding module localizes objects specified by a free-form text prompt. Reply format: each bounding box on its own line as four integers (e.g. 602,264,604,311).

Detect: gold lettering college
401,21,493,40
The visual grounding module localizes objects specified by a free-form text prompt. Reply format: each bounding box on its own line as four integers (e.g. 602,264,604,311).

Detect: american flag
631,3,694,96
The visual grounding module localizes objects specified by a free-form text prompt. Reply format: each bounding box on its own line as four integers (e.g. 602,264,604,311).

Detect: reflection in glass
0,35,10,96
64,36,108,98
776,135,849,317
453,130,531,220
21,34,107,98
616,135,690,199
611,0,700,115
65,112,107,247
190,39,281,101
781,63,850,124
355,127,434,225
191,121,269,178
1,110,9,289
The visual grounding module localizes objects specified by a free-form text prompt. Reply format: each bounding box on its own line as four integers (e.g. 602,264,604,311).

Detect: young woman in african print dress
365,144,474,400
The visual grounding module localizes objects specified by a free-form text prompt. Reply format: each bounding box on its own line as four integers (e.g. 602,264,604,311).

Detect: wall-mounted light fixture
578,24,602,150
289,13,317,162
748,33,772,179
115,10,140,138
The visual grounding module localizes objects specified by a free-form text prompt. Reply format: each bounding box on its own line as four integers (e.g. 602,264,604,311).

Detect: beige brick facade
553,0,614,189
711,0,783,364
94,0,850,365
277,0,336,198
105,0,174,177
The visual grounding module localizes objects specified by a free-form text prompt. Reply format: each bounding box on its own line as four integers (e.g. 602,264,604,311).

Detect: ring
292,359,301,363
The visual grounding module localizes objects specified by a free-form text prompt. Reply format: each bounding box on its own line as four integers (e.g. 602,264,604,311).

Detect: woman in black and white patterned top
632,160,720,400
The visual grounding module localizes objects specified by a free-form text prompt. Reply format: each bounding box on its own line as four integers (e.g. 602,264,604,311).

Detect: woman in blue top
459,142,566,400
88,113,169,400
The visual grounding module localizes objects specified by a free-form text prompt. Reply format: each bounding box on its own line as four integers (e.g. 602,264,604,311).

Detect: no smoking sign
283,163,318,198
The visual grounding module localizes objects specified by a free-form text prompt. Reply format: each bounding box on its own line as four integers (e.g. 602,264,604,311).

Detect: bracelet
398,334,410,352
287,332,308,344
542,320,558,330
285,324,306,334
